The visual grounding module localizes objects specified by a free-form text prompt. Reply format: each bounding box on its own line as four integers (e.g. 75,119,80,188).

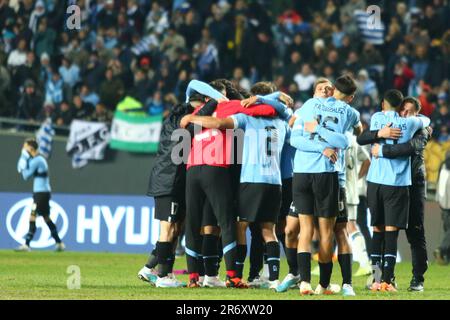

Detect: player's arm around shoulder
180,114,237,130
349,106,363,136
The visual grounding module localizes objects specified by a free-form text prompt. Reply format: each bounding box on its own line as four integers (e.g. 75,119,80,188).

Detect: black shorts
33,192,51,216
367,182,410,229
336,187,348,224
238,183,282,223
279,178,293,220
154,194,186,223
292,172,339,218
202,200,218,227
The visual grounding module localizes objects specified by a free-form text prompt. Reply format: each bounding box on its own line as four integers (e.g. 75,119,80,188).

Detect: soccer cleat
268,280,281,290
407,277,424,292
203,275,226,288
137,266,157,284
354,265,372,277
433,248,448,265
198,276,204,287
55,242,65,252
14,244,31,252
225,276,248,289
342,283,356,296
155,274,186,288
380,282,398,292
248,276,269,289
260,264,270,281
370,281,382,291
299,281,314,295
276,273,301,293
314,284,341,295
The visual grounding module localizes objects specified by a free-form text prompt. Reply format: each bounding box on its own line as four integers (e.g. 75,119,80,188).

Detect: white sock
350,231,370,268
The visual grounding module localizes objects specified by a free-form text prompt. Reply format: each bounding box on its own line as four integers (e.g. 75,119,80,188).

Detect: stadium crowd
0,0,449,140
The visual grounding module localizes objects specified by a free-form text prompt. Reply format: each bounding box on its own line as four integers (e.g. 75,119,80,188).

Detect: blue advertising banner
0,192,159,253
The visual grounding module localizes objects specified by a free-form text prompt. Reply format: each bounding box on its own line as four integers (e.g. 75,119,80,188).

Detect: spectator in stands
147,91,165,116
39,52,52,84
92,102,113,123
294,63,317,101
7,38,27,67
394,56,415,95
59,56,80,89
72,95,94,121
33,18,56,59
17,79,43,121
231,67,251,92
431,99,450,141
99,67,124,110
435,151,450,265
356,69,379,105
79,84,100,108
44,70,64,106
53,100,73,126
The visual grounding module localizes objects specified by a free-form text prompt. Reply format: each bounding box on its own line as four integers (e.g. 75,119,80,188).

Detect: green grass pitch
1,250,449,300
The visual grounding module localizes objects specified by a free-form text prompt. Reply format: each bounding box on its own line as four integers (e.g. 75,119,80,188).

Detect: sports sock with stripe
266,241,280,281
383,230,399,284
236,244,247,279
202,234,219,277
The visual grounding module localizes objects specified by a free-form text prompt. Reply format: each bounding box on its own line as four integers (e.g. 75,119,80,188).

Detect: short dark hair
250,82,275,95
334,74,357,96
383,89,404,109
209,80,226,94
401,96,421,113
212,79,243,100
188,90,207,103
25,138,38,151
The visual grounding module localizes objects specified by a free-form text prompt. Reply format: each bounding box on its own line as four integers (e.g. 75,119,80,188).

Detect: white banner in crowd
66,120,110,168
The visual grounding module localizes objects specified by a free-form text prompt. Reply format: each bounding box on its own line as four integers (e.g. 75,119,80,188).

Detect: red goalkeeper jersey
187,100,276,169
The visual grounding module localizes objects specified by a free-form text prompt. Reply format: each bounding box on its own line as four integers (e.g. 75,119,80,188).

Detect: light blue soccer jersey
290,97,360,173
231,113,289,185
17,152,51,192
367,111,430,186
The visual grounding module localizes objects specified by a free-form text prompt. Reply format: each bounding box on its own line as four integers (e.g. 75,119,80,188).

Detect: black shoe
433,248,448,265
407,277,424,292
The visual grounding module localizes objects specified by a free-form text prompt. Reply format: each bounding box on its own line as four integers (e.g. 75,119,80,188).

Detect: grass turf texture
1,250,449,300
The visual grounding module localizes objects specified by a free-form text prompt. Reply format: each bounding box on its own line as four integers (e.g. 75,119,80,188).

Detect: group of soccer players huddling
137,73,431,296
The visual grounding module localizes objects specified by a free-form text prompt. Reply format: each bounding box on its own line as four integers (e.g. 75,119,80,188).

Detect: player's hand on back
180,114,193,128
240,96,258,108
378,122,402,139
322,148,338,163
279,92,294,108
371,143,381,158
